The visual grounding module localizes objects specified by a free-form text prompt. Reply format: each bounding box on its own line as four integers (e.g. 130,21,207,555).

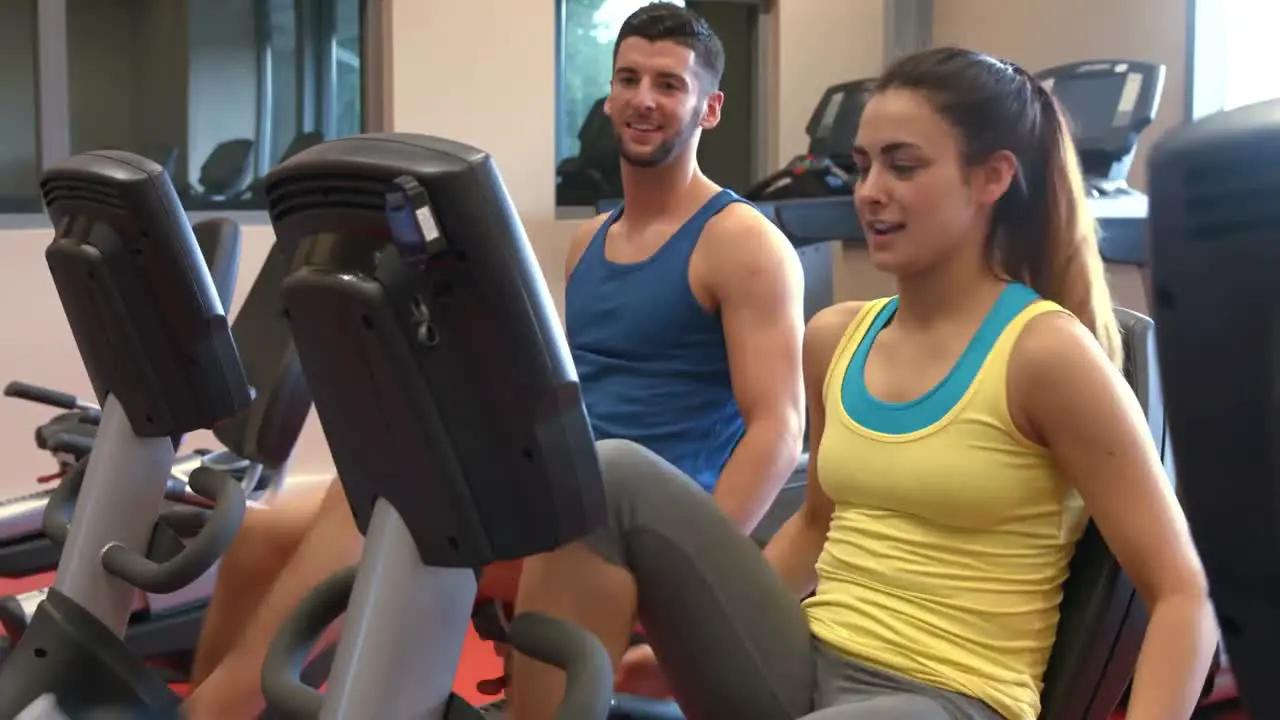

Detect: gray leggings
583,439,1002,720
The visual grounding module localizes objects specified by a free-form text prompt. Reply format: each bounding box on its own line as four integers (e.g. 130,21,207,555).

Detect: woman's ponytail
876,49,1125,368
995,78,1124,368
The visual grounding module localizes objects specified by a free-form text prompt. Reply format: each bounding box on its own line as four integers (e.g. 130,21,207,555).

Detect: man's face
606,37,722,168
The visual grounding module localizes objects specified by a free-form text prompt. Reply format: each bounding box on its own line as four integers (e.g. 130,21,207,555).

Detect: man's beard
616,111,701,169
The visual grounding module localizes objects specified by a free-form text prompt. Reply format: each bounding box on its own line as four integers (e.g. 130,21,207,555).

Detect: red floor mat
0,571,55,596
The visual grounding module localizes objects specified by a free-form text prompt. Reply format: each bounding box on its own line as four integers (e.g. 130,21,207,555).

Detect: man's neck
619,153,707,225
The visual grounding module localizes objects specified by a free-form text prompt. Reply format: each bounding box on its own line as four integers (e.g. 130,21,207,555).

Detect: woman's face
852,88,1010,277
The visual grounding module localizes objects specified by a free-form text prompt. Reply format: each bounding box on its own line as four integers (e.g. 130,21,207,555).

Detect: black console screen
1052,73,1129,137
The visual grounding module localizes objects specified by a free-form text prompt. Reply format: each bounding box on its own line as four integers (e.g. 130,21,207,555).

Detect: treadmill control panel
1037,59,1166,185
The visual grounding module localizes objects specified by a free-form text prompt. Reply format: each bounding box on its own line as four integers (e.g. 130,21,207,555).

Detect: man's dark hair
613,2,726,92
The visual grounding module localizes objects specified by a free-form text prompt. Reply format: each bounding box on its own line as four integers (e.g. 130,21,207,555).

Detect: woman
508,47,1218,720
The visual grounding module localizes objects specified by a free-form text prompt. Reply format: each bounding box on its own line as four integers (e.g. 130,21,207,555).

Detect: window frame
883,0,931,67
1187,0,1226,121
1,0,386,229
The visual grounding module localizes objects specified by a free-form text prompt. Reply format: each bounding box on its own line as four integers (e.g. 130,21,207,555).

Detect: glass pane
267,0,300,166
65,0,368,212
1221,0,1280,110
333,0,363,139
0,0,40,214
558,0,685,164
554,1,761,206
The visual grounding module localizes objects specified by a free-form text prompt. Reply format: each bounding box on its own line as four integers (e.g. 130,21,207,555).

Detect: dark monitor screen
1047,71,1142,139
806,79,874,158
1038,60,1163,183
1052,74,1125,135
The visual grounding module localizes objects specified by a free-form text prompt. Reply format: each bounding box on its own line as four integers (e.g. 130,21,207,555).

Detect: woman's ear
973,149,1020,206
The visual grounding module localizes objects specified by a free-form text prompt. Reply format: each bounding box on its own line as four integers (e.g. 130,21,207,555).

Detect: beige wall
831,0,1187,310
0,0,1186,492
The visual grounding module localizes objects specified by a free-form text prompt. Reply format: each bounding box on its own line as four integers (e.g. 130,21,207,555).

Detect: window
1190,0,1280,119
68,0,368,211
0,1,41,214
2,0,377,216
555,0,765,212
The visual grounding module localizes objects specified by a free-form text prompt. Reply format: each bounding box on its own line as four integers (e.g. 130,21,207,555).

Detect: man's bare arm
703,208,807,532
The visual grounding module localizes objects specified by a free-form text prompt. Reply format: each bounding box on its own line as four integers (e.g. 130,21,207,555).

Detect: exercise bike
0,218,313,686
0,381,276,680
252,134,616,719
0,144,613,719
0,215,243,583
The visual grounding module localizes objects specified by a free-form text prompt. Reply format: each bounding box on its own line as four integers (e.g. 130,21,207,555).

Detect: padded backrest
212,238,312,467
279,131,325,164
577,96,619,166
199,138,255,197
139,144,179,178
1038,307,1168,719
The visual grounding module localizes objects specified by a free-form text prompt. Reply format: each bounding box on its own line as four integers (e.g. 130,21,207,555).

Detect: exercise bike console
259,133,611,719
1148,98,1280,720
0,150,253,717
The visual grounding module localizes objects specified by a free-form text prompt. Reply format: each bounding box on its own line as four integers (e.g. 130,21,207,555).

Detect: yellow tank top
802,284,1088,720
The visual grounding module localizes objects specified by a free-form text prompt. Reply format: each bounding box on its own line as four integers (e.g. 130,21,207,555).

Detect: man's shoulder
697,200,799,285
708,199,779,233
565,212,614,276
573,211,613,244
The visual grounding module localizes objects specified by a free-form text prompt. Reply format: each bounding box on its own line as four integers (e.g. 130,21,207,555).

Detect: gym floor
0,571,502,708
0,571,1249,717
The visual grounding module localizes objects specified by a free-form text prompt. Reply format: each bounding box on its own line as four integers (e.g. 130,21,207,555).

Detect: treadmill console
1038,59,1166,265
743,78,874,203
804,78,875,166
1036,59,1166,191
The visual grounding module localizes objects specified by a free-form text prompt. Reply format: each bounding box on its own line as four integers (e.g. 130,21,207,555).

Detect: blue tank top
566,189,747,491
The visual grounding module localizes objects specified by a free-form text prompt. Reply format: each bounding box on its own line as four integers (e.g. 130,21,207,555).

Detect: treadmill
742,78,874,202
1036,59,1166,265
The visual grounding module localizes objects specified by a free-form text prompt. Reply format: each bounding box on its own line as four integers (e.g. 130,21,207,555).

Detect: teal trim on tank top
841,282,1041,435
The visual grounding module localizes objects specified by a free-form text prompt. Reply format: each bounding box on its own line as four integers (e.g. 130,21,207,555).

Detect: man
183,4,805,717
